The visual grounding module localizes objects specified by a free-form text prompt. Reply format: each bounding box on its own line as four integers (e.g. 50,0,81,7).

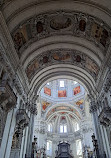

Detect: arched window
60,80,64,87
76,139,82,156
47,140,52,156
60,124,67,133
75,122,80,131
48,124,52,132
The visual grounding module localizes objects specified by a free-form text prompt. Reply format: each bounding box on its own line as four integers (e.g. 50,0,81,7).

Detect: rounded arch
3,0,111,31
29,65,96,98
44,103,83,120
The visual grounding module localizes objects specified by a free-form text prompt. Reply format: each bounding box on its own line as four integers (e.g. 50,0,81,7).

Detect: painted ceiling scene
39,79,86,124
0,0,111,158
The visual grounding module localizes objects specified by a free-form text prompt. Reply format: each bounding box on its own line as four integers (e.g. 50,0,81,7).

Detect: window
73,81,77,84
76,139,82,155
60,124,67,133
75,122,80,132
60,80,64,87
48,124,52,132
47,82,50,85
47,141,50,150
47,140,52,151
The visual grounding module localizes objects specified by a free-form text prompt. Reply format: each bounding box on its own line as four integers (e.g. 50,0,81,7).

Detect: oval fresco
50,16,72,30
52,52,71,61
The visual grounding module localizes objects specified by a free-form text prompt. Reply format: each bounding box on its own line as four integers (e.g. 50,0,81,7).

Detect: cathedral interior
0,0,111,158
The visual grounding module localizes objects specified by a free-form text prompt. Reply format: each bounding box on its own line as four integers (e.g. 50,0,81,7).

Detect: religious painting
26,59,39,79
91,23,109,47
52,52,70,61
13,24,32,52
86,57,99,76
76,99,84,110
41,100,51,110
50,16,72,30
36,21,44,33
58,90,67,97
73,86,81,95
44,87,51,96
79,19,86,31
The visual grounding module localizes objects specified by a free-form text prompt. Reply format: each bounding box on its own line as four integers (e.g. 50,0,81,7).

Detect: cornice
2,0,111,25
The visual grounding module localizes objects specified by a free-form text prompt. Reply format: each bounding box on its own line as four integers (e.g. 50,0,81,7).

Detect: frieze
11,11,111,58
25,49,100,82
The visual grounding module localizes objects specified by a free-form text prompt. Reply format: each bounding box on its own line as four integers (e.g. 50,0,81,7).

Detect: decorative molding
26,49,100,82
99,107,111,126
11,11,110,58
16,109,29,130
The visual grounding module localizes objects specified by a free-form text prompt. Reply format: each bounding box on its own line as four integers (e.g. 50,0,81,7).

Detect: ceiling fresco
46,106,81,119
44,87,51,96
73,86,81,95
41,100,51,111
75,99,84,110
12,11,110,58
26,49,100,82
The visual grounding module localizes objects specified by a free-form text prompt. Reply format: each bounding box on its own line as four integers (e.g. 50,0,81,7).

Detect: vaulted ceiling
0,0,111,99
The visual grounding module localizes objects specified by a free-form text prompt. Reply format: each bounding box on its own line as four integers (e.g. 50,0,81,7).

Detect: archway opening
33,79,93,158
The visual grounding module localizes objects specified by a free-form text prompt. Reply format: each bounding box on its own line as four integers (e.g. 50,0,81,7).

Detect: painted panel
44,87,51,96
74,86,81,95
41,101,51,110
58,90,67,97
76,99,84,110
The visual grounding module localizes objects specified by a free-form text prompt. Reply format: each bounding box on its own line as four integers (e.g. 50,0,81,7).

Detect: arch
44,103,83,120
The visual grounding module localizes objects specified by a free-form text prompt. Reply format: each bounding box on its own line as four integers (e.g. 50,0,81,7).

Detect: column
25,113,34,158
90,99,104,157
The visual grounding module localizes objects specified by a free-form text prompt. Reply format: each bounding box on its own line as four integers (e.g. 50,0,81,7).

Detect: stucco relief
25,49,100,81
11,11,110,58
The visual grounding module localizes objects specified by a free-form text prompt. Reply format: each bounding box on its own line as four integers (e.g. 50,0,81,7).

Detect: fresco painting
13,24,32,52
26,59,39,79
25,50,99,81
53,52,70,61
86,57,99,75
58,90,67,97
12,12,110,58
50,16,72,30
41,100,51,110
76,99,84,110
74,86,81,95
91,23,109,47
44,87,51,96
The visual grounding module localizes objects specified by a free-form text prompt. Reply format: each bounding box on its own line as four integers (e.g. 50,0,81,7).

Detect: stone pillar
19,127,28,158
0,94,19,158
90,99,105,157
25,113,34,158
